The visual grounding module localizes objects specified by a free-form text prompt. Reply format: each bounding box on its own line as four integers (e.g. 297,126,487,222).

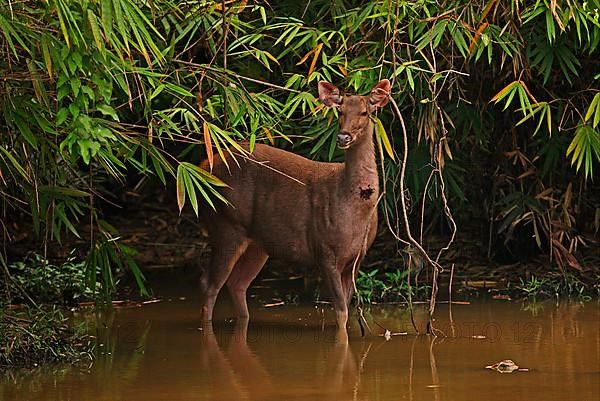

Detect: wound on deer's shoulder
359,185,375,200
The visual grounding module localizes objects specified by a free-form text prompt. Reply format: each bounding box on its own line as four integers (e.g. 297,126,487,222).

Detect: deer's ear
318,82,342,107
369,79,391,109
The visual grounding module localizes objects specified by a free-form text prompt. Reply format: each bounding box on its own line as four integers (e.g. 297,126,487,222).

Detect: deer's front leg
322,263,349,329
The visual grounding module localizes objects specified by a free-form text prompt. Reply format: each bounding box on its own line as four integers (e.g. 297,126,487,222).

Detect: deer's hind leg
226,241,269,318
201,224,250,322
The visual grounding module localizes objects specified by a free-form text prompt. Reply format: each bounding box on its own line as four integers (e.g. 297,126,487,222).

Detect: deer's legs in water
323,264,350,330
201,225,249,321
226,242,269,318
341,265,358,306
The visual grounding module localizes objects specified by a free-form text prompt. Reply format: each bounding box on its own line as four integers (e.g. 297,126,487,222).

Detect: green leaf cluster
1,0,599,289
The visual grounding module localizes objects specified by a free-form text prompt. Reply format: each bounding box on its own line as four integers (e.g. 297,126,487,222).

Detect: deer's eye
360,111,368,116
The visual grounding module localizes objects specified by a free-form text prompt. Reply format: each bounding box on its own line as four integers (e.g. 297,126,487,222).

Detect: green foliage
1,0,599,293
356,268,427,304
85,231,148,302
176,161,229,215
517,273,593,300
356,269,386,304
518,275,549,297
566,125,600,179
9,254,95,305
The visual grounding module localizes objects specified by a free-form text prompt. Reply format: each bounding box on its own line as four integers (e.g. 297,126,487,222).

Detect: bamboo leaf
176,164,186,212
584,92,600,128
296,47,315,65
41,36,53,80
14,117,38,149
0,15,20,57
490,81,518,103
183,166,199,216
263,127,274,144
469,23,488,55
374,121,385,162
566,126,600,179
165,83,195,98
0,146,31,183
307,43,323,79
373,116,394,161
480,0,499,22
264,51,280,65
213,135,230,172
189,173,214,210
203,121,214,172
183,162,227,187
101,0,113,41
54,0,71,48
88,10,104,52
151,155,166,185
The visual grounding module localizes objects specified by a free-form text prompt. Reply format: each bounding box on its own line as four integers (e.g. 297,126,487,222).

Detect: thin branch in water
409,336,417,401
428,337,441,401
407,252,419,334
353,341,373,400
386,93,449,336
388,97,442,272
449,263,456,337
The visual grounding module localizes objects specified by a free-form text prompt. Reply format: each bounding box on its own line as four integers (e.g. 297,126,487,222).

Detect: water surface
2,287,599,401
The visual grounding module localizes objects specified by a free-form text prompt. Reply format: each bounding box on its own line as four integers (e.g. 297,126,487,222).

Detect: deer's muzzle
337,132,352,148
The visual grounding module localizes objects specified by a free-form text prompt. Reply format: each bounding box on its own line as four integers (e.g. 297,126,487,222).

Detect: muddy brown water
2,285,599,401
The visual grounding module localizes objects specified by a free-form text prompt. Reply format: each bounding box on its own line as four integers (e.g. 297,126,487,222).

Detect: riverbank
0,305,92,369
6,190,599,300
3,200,598,369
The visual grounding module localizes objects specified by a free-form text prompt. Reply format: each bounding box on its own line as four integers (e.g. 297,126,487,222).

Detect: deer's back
202,143,344,263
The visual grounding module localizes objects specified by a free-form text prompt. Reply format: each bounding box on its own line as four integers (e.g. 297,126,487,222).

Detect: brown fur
199,80,390,329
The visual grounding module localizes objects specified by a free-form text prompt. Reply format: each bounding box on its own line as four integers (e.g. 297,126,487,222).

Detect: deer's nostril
337,132,352,147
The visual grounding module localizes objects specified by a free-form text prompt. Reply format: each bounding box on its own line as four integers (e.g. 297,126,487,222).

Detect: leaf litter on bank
0,306,93,370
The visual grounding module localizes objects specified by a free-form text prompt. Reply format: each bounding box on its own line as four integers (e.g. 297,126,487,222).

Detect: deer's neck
342,123,379,202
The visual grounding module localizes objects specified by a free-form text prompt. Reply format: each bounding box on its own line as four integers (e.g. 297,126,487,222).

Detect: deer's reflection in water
199,320,368,401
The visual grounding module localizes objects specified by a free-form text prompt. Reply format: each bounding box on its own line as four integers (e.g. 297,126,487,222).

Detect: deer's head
318,79,390,149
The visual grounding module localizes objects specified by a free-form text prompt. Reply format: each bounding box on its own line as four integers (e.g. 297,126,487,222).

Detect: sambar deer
199,79,391,329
